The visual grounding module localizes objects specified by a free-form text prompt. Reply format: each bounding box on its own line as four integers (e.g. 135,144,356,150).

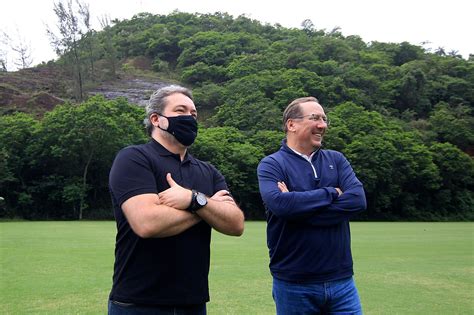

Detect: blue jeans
108,300,206,315
272,277,362,315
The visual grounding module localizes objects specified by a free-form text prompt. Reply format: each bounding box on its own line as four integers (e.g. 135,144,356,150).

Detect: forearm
260,182,338,220
122,194,201,238
305,186,367,226
155,173,244,236
195,199,244,236
144,205,202,238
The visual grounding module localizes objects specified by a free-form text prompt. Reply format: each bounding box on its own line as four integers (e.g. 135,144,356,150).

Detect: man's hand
158,173,192,210
211,190,236,204
278,181,289,193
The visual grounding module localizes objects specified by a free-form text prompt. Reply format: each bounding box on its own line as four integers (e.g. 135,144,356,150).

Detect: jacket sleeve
257,156,340,220
306,153,366,226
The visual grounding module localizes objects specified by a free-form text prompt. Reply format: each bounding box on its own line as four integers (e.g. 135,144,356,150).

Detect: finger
277,183,284,192
166,173,176,187
214,190,231,197
278,181,289,193
155,197,161,205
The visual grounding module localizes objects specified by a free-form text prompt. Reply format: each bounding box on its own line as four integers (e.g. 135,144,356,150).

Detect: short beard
158,128,186,147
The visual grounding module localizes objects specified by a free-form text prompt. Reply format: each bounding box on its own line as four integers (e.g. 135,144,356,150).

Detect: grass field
0,221,473,314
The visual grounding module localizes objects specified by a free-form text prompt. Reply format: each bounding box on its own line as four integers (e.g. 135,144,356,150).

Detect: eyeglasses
292,114,330,125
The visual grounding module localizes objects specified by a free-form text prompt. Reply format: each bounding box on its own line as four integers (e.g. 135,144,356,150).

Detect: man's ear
286,119,296,132
153,113,169,130
150,113,160,127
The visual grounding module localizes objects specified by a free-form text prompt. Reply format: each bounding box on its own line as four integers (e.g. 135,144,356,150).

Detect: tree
325,102,443,219
191,127,265,218
77,0,98,81
428,102,474,151
248,130,285,156
393,42,423,66
98,15,118,78
393,67,431,116
30,96,146,219
382,132,441,219
10,29,34,69
0,113,40,217
344,134,399,218
0,59,6,72
11,41,33,69
46,0,89,100
181,62,228,84
226,52,286,78
192,83,226,114
0,32,9,71
301,19,315,36
429,143,474,219
177,31,268,68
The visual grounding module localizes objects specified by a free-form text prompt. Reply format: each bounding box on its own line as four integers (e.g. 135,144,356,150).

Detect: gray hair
282,96,320,133
144,85,193,136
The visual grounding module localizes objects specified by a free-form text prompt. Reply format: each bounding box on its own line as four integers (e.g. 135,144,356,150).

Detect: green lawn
0,221,473,314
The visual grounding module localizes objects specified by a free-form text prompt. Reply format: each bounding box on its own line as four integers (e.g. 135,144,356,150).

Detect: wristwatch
188,189,208,213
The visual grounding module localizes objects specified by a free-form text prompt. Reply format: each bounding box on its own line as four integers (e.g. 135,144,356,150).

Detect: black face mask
159,114,198,146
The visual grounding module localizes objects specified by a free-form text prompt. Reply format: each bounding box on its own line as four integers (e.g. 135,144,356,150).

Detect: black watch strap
188,189,198,213
188,189,207,213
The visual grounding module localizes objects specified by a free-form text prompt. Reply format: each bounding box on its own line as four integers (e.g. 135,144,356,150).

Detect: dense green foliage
1,222,473,313
1,11,473,220
0,96,147,219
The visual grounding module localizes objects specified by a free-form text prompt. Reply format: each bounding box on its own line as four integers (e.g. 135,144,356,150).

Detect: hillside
0,58,173,116
0,65,67,116
1,11,473,221
88,75,170,107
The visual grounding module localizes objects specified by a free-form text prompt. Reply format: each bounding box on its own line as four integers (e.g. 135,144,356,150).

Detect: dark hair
144,85,193,136
282,96,319,132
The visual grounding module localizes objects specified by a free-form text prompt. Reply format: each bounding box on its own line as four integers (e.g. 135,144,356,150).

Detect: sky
1,0,473,71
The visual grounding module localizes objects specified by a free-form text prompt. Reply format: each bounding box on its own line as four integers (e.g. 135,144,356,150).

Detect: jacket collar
280,138,321,160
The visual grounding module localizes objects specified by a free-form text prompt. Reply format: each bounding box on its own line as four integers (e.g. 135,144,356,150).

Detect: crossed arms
122,173,244,238
257,153,366,226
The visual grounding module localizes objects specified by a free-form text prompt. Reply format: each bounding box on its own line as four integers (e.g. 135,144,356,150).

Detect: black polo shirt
108,139,228,305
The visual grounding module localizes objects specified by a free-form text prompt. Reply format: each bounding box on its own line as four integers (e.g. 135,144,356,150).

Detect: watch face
196,193,207,206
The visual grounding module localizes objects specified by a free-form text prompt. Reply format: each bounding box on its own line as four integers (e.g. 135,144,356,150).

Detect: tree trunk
79,151,93,220
72,40,83,101
88,39,95,82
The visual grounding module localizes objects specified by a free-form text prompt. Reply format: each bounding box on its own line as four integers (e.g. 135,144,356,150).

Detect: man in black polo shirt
108,85,245,314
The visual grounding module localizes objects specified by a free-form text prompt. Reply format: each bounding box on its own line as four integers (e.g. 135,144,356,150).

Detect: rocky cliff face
89,76,170,107
0,64,171,116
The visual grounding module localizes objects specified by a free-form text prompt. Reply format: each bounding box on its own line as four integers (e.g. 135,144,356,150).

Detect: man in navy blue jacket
257,96,366,314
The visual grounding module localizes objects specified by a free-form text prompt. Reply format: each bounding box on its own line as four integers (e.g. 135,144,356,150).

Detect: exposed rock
89,77,170,107
0,62,171,114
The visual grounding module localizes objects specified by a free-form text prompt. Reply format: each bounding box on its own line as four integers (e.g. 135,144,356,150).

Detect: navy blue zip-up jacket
257,140,366,282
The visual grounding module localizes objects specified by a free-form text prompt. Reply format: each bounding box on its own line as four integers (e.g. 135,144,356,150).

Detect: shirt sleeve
109,147,158,208
257,156,339,220
209,163,229,193
305,153,367,226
